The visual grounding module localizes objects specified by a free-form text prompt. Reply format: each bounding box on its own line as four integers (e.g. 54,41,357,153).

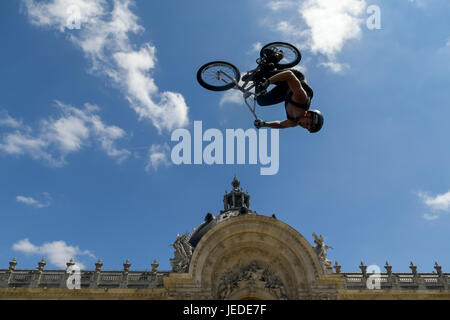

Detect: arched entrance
189,215,323,299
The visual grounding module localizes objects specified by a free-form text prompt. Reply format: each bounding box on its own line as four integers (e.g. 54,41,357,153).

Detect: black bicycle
197,42,302,120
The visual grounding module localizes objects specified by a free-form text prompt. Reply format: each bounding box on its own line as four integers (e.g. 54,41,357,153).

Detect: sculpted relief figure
170,233,193,273
217,261,288,300
312,233,333,273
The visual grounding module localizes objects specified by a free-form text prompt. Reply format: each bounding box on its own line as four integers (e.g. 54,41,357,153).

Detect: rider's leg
284,69,313,98
300,80,314,99
290,69,306,82
267,70,308,104
256,82,289,106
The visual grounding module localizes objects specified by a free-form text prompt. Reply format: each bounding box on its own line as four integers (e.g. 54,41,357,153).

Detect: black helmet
309,110,324,133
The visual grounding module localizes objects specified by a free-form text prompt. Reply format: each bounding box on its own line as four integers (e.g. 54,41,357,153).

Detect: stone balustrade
0,258,169,290
1,258,448,292
337,261,449,290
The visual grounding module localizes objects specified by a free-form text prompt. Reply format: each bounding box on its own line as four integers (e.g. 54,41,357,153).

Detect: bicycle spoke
197,61,241,92
280,50,297,64
201,65,237,86
262,42,301,67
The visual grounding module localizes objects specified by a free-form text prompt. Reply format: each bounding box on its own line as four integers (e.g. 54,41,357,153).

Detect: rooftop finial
9,258,17,271
384,261,392,275
223,176,250,211
37,258,46,271
123,259,131,272
232,175,240,189
409,261,418,277
434,262,442,277
95,259,103,272
333,261,341,274
151,259,159,272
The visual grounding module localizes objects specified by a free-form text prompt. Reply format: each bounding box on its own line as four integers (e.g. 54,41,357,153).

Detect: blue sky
0,0,449,273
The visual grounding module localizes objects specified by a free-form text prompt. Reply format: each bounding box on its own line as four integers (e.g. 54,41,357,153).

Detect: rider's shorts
256,69,313,107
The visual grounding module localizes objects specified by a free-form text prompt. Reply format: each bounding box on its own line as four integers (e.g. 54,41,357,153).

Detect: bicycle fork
217,71,259,120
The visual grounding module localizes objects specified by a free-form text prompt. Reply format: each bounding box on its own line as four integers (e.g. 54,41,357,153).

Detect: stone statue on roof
312,233,333,274
170,232,193,273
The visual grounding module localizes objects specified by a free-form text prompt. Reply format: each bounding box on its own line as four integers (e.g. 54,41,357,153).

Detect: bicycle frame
217,63,269,120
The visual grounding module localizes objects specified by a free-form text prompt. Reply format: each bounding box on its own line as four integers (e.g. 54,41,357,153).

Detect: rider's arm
268,70,308,103
264,119,297,129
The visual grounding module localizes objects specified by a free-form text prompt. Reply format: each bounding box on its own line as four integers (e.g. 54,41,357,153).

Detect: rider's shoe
255,78,270,97
260,78,270,90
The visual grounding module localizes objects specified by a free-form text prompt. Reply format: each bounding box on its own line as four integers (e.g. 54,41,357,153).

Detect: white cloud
220,90,244,106
23,0,105,32
266,1,296,11
302,0,366,57
45,115,90,153
145,143,170,172
408,0,427,8
267,0,366,72
219,74,251,106
0,102,130,166
318,61,349,73
418,191,450,212
423,213,439,221
24,0,189,133
0,110,22,128
0,132,54,163
291,64,308,74
418,190,450,221
16,193,51,208
12,238,95,269
249,42,263,54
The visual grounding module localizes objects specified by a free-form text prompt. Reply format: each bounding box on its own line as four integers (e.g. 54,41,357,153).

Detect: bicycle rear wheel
197,61,241,91
260,42,301,68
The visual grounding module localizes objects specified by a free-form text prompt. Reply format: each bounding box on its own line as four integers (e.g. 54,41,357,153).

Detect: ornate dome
189,176,256,248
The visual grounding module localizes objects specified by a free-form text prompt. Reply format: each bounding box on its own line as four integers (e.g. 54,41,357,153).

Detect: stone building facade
1,177,449,300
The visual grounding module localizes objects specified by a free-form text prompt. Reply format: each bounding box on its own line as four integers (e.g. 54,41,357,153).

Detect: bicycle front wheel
260,42,301,68
197,61,241,91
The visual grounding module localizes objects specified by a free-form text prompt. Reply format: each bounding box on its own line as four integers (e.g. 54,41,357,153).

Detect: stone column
384,261,398,289
120,259,131,289
410,262,424,289
359,261,368,286
91,259,103,288
2,258,17,287
151,259,159,273
151,259,159,287
30,258,46,288
434,262,447,289
333,261,341,274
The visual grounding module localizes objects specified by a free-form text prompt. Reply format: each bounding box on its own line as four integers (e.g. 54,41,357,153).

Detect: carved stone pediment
217,261,288,300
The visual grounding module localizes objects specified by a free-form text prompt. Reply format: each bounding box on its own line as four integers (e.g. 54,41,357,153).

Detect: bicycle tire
260,42,301,68
197,61,241,92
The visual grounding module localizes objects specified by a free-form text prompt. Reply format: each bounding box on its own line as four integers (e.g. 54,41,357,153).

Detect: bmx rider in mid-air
253,49,324,133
